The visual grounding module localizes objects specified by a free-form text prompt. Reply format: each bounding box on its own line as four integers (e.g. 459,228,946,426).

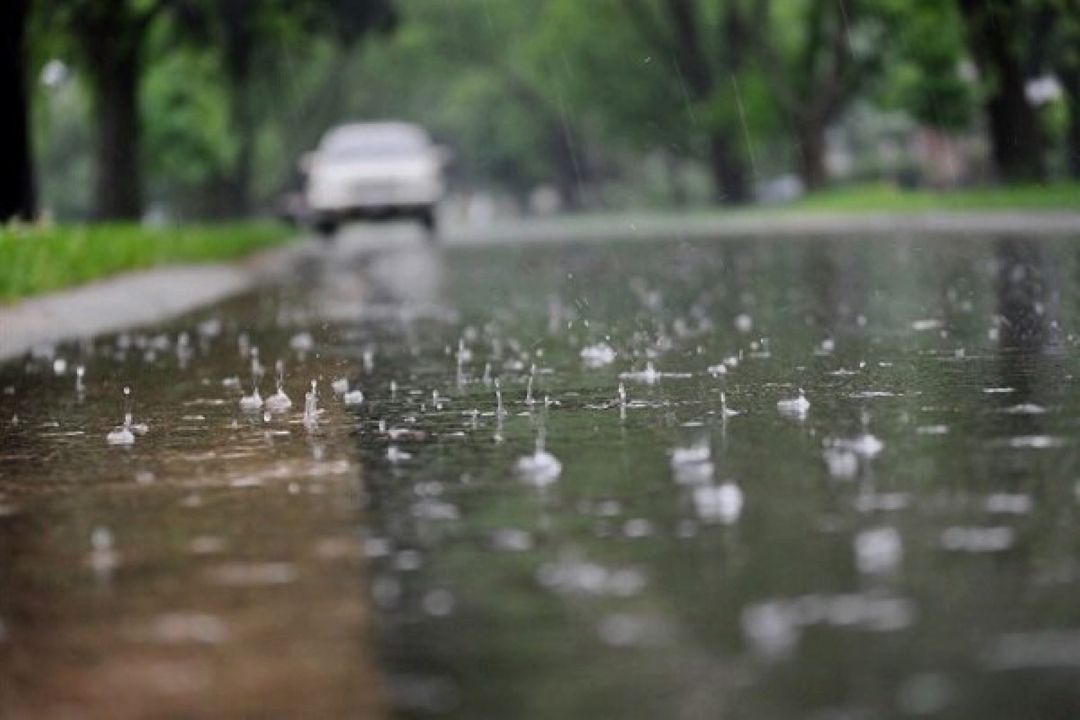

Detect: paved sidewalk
0,242,304,361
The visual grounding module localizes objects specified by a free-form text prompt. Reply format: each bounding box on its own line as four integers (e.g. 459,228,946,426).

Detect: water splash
514,428,562,486
525,364,536,405
106,386,146,445
387,445,413,463
777,388,810,419
303,380,319,426
239,385,263,411
250,346,265,384
670,441,714,485
855,526,903,574
671,442,711,467
580,342,617,368
619,362,692,385
621,362,659,384
823,446,859,479
693,482,743,524
495,378,506,418
265,359,293,413
289,332,315,353
88,525,120,575
176,331,193,369
239,351,264,411
106,421,135,446
456,338,471,386
829,411,884,458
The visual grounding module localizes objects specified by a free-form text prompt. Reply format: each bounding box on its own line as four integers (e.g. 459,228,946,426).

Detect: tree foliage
14,0,1080,220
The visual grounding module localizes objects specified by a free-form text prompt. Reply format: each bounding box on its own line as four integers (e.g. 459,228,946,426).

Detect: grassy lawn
789,182,1080,213
0,222,292,303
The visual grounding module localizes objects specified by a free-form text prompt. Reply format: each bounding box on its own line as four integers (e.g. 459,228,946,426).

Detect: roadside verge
0,241,303,362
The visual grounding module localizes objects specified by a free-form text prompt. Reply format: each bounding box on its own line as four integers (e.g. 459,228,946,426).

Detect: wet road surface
3,224,1080,718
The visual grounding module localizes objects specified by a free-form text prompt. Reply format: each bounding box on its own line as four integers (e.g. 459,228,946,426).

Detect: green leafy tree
768,0,902,190
188,0,396,215
534,0,706,204
881,0,974,132
334,0,595,208
39,0,181,219
956,0,1048,182
1046,0,1080,177
547,0,900,197
142,49,237,215
608,0,758,203
35,0,395,220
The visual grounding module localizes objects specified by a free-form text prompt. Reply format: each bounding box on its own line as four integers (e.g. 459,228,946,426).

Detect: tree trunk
708,133,750,204
89,45,143,220
957,0,1046,182
629,0,754,206
0,0,36,222
222,2,255,216
224,84,254,215
549,118,585,211
984,78,1045,183
796,120,828,192
1063,67,1080,179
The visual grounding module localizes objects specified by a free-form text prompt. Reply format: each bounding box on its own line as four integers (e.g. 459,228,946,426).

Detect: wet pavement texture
3,228,1080,718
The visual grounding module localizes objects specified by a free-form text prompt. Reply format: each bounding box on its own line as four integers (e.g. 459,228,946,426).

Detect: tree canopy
3,0,1077,221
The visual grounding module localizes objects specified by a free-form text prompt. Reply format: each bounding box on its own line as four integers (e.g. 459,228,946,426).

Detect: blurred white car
302,122,447,237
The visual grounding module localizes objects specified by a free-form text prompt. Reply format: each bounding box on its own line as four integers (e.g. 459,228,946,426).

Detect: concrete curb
0,240,307,362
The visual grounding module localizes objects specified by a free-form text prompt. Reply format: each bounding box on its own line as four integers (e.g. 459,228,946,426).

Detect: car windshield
321,128,426,159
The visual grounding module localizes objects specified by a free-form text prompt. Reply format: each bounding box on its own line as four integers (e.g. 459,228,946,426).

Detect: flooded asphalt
3,226,1080,718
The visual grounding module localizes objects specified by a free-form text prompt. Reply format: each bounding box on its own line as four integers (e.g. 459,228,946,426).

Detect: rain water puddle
3,232,1080,718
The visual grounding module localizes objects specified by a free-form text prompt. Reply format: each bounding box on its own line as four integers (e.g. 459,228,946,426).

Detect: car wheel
419,208,437,240
315,217,338,240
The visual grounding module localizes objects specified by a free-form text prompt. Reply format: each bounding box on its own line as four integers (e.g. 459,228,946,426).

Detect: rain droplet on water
693,482,744,524
854,526,903,574
514,429,562,487
777,388,810,419
580,342,617,368
106,386,144,445
303,380,319,426
265,359,293,413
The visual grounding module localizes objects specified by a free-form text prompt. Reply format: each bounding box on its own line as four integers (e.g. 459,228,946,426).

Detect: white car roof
319,122,430,152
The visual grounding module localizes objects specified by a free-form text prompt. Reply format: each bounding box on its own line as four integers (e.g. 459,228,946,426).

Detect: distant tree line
1,0,1077,222
543,0,1078,203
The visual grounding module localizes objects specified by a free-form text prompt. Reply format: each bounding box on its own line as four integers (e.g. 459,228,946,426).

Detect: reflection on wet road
4,226,1080,718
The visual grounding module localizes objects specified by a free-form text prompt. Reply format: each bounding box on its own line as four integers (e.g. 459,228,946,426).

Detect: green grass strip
789,182,1080,213
0,222,293,303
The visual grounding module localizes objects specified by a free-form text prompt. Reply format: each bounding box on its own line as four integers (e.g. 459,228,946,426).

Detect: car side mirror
298,151,315,174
